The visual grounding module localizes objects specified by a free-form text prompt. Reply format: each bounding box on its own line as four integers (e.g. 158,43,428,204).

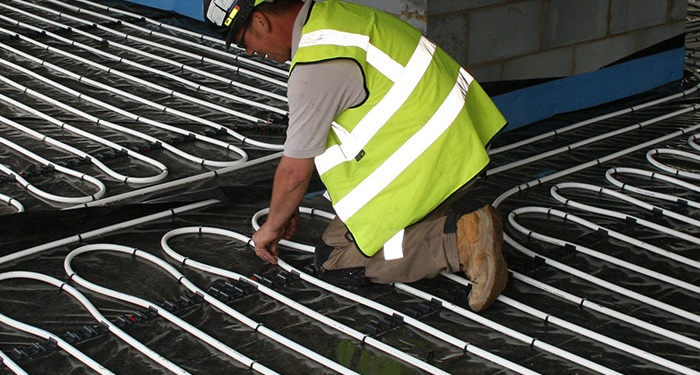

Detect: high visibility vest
291,1,507,257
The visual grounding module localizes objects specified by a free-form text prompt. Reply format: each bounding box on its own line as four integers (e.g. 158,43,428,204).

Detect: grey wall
347,0,687,83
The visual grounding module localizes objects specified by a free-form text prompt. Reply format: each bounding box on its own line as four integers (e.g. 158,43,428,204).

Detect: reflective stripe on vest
309,35,453,176
299,29,407,88
383,229,405,260
333,73,470,221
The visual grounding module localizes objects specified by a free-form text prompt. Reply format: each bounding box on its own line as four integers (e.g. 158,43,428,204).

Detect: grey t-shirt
284,1,367,159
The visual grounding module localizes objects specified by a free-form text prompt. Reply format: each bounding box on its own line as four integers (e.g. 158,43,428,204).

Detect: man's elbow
276,157,315,190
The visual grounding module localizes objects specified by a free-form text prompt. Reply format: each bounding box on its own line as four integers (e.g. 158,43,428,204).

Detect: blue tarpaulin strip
125,0,204,20
493,47,686,130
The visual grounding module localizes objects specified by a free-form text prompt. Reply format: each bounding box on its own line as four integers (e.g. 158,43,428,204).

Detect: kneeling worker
204,0,509,312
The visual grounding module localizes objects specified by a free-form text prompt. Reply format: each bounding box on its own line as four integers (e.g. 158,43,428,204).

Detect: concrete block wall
165,0,687,128
141,0,686,85
350,0,687,83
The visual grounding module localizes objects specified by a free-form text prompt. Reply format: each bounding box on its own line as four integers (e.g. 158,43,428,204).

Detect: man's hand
252,210,300,264
252,223,283,264
252,156,313,264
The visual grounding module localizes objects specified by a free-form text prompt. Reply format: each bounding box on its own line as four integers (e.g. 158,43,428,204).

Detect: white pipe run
507,207,700,326
0,344,28,375
161,227,359,375
0,313,113,374
486,121,700,338
0,63,250,168
491,120,700,211
161,226,474,375
0,273,115,375
508,270,700,350
397,280,623,375
0,17,281,124
0,1,288,110
0,139,107,204
0,92,169,185
605,166,700,209
0,192,24,213
0,199,219,266
252,208,544,374
40,0,289,87
67,152,282,209
0,37,276,154
63,0,289,77
255,207,692,375
646,147,700,180
689,133,700,152
514,202,700,293
549,182,700,251
59,0,290,78
486,94,700,177
0,2,697,374
437,273,699,375
0,113,166,185
0,271,190,374
64,244,279,375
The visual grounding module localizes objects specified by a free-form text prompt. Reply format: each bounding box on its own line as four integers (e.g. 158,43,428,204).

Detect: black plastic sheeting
1,0,700,374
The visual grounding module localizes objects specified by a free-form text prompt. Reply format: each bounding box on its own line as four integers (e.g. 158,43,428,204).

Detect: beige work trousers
321,215,460,283
320,183,475,284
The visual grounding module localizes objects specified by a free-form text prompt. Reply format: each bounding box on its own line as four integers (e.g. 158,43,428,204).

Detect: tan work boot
456,204,508,312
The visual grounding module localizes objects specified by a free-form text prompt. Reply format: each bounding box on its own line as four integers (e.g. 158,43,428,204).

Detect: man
204,0,508,312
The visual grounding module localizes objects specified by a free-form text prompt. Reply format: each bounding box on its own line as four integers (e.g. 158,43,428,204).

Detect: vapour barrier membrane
0,0,699,374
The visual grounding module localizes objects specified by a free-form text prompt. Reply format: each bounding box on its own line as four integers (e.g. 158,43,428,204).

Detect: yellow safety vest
291,1,506,257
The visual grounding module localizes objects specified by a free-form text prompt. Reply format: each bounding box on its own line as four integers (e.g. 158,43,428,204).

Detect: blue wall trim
492,47,686,131
126,0,204,21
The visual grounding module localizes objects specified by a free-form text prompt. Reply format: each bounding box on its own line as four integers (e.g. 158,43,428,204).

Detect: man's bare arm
251,156,315,264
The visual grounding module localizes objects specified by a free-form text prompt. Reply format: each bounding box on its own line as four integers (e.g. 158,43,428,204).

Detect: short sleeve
284,59,366,159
